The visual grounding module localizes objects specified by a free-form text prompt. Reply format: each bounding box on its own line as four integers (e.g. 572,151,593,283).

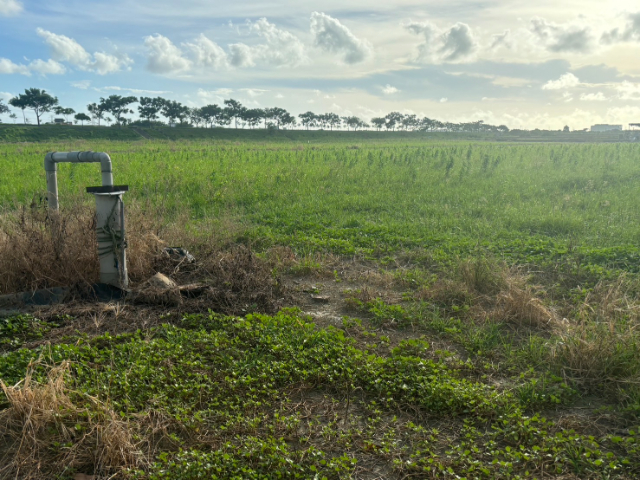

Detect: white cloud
542,73,580,90
601,12,640,44
0,0,21,16
310,12,372,64
71,80,91,89
228,43,255,67
529,17,594,54
93,52,132,75
197,88,233,104
144,34,191,74
440,97,448,103
36,28,91,64
0,58,30,75
250,17,306,67
439,23,477,62
184,19,305,71
185,34,229,69
382,84,399,94
580,92,607,101
275,93,284,99
97,86,172,95
616,81,640,101
404,20,477,63
29,59,66,75
37,28,132,74
240,88,268,97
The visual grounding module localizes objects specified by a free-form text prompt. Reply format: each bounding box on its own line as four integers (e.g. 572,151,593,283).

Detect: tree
54,106,75,122
371,117,385,131
384,112,404,131
9,88,58,126
99,95,138,125
343,116,366,131
0,99,9,117
243,108,264,129
187,107,203,127
325,112,341,131
87,102,106,126
161,100,189,124
298,111,317,130
9,113,17,123
199,104,224,128
138,97,166,122
74,113,91,126
265,107,295,130
563,125,570,132
223,99,244,128
401,114,418,131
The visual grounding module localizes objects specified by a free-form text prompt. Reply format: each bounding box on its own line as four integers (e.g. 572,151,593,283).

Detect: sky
0,0,639,130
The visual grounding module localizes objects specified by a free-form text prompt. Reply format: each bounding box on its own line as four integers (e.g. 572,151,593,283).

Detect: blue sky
1,0,639,129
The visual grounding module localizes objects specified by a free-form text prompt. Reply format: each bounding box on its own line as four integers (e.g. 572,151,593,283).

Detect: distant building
590,124,622,132
54,118,65,124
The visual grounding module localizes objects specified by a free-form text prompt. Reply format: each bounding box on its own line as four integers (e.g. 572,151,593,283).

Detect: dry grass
0,201,166,295
0,362,145,478
551,321,640,392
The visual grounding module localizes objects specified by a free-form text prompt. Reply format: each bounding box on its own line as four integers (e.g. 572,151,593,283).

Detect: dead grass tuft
0,362,144,478
496,284,557,329
551,321,640,392
577,275,640,324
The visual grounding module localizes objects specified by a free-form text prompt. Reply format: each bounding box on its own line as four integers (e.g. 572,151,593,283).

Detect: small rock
147,272,177,289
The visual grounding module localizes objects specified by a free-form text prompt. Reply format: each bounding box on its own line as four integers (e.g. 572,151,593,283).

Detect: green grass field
2,135,640,478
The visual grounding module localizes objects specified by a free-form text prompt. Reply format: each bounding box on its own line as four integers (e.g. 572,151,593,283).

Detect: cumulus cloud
440,97,448,103
250,18,306,67
184,19,305,71
144,34,191,74
185,34,229,69
529,17,594,54
0,58,30,75
0,0,21,16
310,12,372,64
29,59,66,75
382,84,399,94
404,20,477,63
601,12,640,44
228,43,255,68
439,23,477,62
542,73,581,90
92,52,131,75
580,92,607,101
37,28,131,74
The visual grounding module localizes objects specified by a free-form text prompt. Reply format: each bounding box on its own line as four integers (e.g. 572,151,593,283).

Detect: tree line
0,87,511,133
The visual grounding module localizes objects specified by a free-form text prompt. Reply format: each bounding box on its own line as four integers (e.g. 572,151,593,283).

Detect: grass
2,136,640,477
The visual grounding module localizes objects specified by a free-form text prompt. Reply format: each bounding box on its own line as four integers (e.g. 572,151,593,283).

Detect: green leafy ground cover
2,137,640,478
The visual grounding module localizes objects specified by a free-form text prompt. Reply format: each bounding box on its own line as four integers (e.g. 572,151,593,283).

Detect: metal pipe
45,151,113,210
